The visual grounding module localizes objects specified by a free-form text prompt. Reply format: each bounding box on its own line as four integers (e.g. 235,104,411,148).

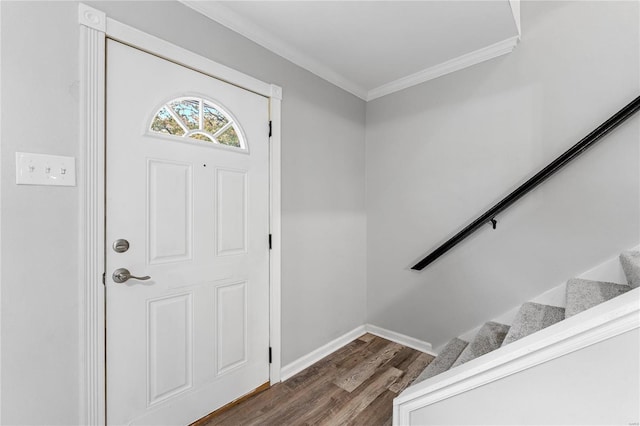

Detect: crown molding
179,0,369,100
180,1,520,102
509,0,521,36
366,35,520,101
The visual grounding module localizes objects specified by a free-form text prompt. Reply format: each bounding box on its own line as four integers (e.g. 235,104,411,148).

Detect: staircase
411,250,639,385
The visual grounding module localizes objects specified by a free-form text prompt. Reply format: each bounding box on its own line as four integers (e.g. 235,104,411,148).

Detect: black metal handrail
412,95,640,271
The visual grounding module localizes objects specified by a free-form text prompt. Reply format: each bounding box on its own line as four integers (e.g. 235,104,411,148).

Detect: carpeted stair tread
620,251,640,289
502,302,565,346
451,321,510,367
413,338,468,384
565,278,630,318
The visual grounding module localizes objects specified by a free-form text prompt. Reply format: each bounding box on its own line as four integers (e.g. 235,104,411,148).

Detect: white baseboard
280,325,366,381
279,324,436,381
365,324,436,356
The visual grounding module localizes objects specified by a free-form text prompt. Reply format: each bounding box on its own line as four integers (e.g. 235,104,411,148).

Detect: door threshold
190,382,271,425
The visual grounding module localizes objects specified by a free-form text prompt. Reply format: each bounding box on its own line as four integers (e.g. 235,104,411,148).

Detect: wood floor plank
302,360,401,425
246,345,363,426
202,335,429,426
348,389,396,426
389,346,421,370
298,392,345,425
358,333,375,342
309,350,408,425
248,378,343,426
284,339,365,392
382,415,393,426
334,342,403,392
206,383,292,425
319,367,403,426
192,382,270,425
333,337,389,371
388,352,434,394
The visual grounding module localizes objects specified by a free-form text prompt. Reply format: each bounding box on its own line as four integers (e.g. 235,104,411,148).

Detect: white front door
105,40,270,425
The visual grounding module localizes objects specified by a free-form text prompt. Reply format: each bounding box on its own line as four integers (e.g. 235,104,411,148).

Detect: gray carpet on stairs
620,251,640,289
451,321,510,367
565,278,630,318
413,337,468,384
501,302,565,346
409,251,637,390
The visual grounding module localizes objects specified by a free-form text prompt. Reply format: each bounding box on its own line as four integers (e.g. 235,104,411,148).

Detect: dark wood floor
203,334,434,426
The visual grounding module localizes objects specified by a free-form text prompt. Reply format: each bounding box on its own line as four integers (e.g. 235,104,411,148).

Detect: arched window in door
150,97,245,149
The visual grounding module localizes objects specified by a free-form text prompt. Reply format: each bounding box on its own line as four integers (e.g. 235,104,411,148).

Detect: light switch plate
16,152,76,186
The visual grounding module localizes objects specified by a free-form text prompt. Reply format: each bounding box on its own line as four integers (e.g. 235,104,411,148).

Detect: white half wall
409,328,640,425
366,0,640,351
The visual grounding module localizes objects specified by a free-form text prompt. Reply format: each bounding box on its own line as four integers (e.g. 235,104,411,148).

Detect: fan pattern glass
150,97,243,149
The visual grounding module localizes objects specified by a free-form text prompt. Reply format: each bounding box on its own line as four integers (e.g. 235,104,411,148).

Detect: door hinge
269,234,272,250
269,347,272,364
102,272,106,285
268,120,272,138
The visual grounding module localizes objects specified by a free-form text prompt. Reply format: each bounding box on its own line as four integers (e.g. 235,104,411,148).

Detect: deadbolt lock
112,239,130,253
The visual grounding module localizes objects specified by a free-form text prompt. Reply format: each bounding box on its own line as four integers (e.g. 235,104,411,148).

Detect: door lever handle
112,268,151,284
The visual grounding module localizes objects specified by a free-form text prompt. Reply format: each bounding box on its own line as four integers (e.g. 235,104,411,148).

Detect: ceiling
180,1,520,101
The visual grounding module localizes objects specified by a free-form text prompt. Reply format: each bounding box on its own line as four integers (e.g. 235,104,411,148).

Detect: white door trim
0,2,4,421
78,4,282,424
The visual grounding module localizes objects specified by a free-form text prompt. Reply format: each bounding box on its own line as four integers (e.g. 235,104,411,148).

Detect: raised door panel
147,293,193,405
216,168,247,256
216,282,247,374
148,159,193,264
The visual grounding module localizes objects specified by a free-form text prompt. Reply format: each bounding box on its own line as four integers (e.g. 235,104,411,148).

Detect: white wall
1,2,81,424
0,1,366,424
366,1,640,350
410,329,640,425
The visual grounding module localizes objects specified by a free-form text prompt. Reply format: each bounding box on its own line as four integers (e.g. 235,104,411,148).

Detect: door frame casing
78,4,282,424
